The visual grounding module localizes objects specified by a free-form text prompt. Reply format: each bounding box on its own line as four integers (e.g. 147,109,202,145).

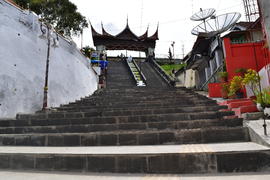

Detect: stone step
100,105,227,117
0,127,249,146
105,86,136,89
91,88,194,93
76,95,211,104
16,105,228,120
20,111,232,125
80,92,208,100
58,101,218,111
0,142,268,173
71,103,221,112
0,114,241,128
0,118,243,134
102,91,191,95
95,89,190,94
102,86,179,90
93,92,196,97
65,98,215,108
70,97,215,105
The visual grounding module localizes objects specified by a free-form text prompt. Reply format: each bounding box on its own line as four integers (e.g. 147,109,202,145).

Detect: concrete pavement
245,119,270,147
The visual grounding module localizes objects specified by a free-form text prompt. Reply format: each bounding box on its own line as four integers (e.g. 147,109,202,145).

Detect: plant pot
235,91,244,99
221,90,228,99
264,107,270,116
257,103,263,112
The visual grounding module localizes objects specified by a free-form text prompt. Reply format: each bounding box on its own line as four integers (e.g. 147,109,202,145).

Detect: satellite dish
191,12,241,37
190,8,216,21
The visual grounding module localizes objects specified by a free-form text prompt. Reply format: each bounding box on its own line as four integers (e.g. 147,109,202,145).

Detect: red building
222,20,270,81
208,19,270,98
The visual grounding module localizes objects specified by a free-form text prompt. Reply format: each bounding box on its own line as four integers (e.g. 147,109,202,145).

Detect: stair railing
148,57,176,87
132,59,147,85
199,64,224,90
126,59,146,86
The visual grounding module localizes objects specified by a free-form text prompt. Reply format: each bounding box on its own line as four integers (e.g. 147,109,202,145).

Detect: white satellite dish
191,12,241,37
190,8,216,21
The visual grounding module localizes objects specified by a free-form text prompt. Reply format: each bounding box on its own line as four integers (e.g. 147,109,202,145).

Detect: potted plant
241,69,260,95
221,83,229,99
218,71,228,83
235,68,247,77
254,89,270,115
228,75,244,98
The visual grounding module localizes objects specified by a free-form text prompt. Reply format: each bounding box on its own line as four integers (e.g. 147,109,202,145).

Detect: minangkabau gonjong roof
91,21,159,52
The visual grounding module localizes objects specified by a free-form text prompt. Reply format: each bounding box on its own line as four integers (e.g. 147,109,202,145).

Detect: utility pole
182,44,185,59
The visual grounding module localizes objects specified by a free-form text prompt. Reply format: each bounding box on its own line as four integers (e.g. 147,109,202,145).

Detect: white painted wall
0,0,98,118
184,69,196,88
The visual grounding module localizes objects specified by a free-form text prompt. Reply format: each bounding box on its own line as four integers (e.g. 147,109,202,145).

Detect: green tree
81,46,95,59
14,0,88,36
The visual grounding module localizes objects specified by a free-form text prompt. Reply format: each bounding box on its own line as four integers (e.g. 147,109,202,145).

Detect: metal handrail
149,57,176,87
132,59,147,85
199,64,224,90
126,60,146,86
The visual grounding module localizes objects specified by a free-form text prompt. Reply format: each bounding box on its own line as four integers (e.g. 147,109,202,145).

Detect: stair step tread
12,111,235,125
58,103,218,111
0,126,246,136
0,119,243,134
0,117,241,128
16,107,230,120
0,142,267,155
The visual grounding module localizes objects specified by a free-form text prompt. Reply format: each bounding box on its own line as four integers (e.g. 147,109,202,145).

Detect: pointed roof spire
125,15,130,29
148,23,159,40
101,22,113,36
115,17,139,40
90,22,102,36
127,15,129,24
139,25,149,40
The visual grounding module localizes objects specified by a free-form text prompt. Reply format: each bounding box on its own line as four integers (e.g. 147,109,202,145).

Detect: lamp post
171,41,175,64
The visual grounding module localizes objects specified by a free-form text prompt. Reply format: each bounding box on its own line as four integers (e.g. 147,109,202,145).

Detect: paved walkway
0,142,268,155
1,171,270,180
245,119,270,146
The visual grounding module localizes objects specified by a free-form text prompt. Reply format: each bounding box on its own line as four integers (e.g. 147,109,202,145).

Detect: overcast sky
70,0,245,58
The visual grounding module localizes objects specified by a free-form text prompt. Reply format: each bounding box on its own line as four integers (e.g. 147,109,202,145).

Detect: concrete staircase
0,60,269,174
140,61,169,88
106,60,135,88
219,98,259,118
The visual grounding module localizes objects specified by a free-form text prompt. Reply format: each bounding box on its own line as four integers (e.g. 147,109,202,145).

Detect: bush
228,76,243,97
255,88,270,108
242,69,260,95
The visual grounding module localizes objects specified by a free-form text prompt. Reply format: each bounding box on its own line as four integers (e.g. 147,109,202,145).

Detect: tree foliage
81,46,95,59
14,0,88,36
